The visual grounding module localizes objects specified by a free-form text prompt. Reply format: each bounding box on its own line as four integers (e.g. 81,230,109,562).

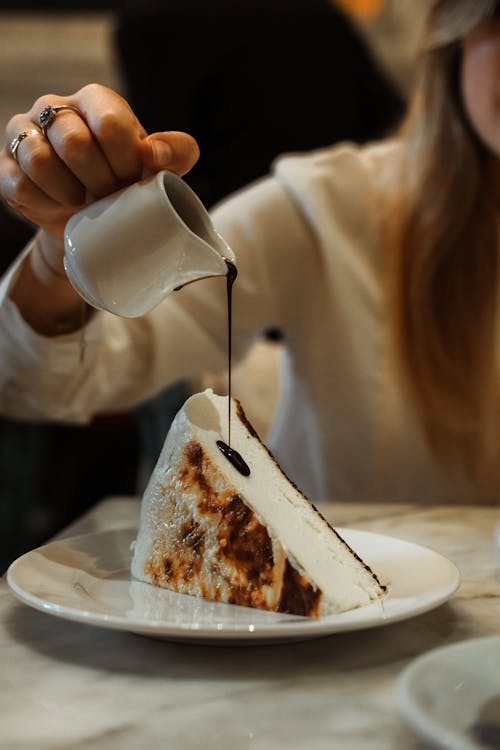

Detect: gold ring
9,128,44,164
38,104,83,136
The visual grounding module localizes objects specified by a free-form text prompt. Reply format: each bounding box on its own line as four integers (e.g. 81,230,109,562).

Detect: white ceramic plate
397,636,500,750
7,527,460,644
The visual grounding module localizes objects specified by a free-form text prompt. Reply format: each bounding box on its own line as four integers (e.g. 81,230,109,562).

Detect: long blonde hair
392,0,500,484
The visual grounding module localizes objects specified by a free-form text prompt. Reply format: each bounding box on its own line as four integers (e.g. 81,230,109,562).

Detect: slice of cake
131,389,385,617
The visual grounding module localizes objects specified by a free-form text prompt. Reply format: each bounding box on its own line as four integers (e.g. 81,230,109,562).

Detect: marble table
2,496,499,750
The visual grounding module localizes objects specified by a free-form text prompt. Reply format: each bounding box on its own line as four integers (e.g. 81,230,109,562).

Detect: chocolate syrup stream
225,259,237,445
215,259,251,477
175,257,249,475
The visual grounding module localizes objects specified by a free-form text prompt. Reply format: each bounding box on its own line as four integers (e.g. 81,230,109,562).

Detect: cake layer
131,389,384,616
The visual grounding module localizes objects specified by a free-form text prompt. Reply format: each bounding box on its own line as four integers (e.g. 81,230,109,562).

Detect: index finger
59,84,147,183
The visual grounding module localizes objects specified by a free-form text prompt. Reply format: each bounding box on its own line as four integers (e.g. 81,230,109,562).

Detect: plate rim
396,635,500,750
7,526,461,642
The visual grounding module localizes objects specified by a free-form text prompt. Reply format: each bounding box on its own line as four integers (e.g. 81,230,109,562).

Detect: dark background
0,2,122,8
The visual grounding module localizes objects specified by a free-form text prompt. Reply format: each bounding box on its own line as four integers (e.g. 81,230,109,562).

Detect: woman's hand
1,84,200,337
0,83,200,241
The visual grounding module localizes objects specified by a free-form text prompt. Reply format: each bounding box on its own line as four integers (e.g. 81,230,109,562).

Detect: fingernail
151,139,173,167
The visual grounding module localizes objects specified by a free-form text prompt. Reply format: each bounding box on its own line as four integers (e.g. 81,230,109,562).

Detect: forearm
9,231,91,336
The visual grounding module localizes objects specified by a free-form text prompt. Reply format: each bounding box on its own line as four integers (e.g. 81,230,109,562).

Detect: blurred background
0,0,431,572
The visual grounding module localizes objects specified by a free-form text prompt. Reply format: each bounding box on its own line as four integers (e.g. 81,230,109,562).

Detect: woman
0,0,498,503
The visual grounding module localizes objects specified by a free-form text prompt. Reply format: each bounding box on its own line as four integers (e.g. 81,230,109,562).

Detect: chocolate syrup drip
219,259,251,476
216,440,251,476
225,259,238,446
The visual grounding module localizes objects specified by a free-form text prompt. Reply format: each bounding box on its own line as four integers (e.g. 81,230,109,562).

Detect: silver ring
38,104,83,136
9,128,44,164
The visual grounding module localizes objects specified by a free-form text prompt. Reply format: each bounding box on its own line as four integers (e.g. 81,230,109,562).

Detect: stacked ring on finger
38,104,84,137
9,128,44,164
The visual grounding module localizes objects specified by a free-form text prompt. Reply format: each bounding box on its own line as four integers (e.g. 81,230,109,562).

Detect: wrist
30,231,66,286
10,232,94,337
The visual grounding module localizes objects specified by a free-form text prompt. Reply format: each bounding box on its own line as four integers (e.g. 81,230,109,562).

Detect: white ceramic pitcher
64,170,235,318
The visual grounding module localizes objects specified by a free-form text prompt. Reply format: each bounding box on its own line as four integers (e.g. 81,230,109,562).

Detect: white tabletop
2,496,499,750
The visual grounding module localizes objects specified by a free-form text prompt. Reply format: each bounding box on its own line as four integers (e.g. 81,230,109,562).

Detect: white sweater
0,141,484,503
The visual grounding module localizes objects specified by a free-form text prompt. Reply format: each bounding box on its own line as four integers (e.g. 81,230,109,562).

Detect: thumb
140,131,200,177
